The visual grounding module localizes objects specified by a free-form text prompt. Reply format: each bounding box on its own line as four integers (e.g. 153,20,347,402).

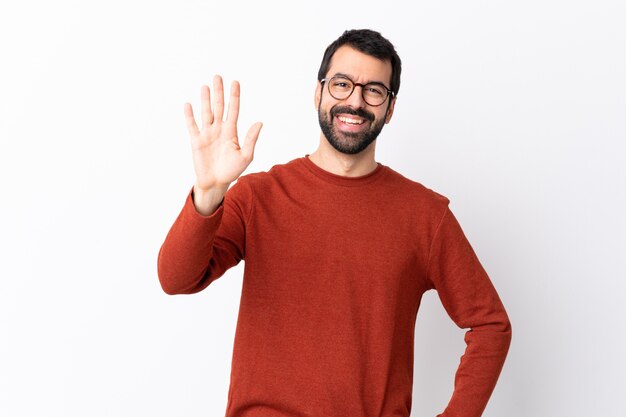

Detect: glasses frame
321,75,395,107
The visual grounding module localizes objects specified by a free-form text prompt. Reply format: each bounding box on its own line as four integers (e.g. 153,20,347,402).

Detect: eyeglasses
321,75,394,107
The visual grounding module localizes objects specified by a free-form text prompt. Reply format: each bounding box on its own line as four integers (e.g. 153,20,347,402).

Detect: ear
384,97,397,124
314,81,322,110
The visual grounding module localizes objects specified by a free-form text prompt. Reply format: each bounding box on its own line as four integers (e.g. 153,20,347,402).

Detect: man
158,29,511,417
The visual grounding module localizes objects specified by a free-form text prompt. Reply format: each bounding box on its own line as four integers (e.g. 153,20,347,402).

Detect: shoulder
382,165,450,209
236,157,304,189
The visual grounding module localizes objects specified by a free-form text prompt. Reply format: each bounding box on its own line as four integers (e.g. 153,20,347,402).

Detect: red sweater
158,156,511,417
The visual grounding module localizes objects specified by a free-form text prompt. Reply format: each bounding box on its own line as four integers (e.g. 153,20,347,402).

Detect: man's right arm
157,75,262,294
157,180,251,294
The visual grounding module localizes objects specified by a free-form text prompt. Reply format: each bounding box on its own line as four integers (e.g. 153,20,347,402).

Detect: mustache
330,106,375,122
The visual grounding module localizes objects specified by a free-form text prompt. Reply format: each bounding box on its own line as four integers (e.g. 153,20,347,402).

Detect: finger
200,85,213,127
225,80,240,124
241,122,263,161
183,102,200,137
213,74,225,122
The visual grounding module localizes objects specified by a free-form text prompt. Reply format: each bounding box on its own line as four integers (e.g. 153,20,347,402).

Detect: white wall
1,1,624,416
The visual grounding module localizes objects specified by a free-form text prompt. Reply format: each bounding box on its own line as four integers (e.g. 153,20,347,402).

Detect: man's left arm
426,206,512,417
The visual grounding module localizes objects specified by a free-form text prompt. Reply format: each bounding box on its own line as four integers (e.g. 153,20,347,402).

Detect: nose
344,85,367,108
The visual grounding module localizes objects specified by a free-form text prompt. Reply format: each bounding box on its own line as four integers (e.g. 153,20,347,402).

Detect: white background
1,1,625,416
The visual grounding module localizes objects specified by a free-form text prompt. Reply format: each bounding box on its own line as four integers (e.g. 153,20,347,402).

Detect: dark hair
317,29,402,96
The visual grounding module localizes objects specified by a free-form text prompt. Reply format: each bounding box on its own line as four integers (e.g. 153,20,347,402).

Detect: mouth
334,113,370,133
337,115,365,125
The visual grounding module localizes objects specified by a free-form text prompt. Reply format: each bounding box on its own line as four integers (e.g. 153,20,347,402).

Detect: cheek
375,110,388,123
318,98,334,115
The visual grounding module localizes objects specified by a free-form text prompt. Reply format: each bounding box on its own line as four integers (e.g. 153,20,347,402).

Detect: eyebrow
332,72,389,87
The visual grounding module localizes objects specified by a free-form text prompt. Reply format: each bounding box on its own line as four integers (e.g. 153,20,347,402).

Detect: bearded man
158,29,512,417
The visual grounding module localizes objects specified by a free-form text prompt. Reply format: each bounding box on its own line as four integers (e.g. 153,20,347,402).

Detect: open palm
184,75,262,192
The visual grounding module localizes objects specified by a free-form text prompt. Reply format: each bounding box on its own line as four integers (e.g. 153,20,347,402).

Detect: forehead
326,45,392,85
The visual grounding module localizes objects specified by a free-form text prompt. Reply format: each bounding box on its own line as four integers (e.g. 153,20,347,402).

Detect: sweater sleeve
157,178,252,295
426,207,512,417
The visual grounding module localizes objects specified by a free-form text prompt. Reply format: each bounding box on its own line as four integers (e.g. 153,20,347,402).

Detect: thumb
241,122,263,160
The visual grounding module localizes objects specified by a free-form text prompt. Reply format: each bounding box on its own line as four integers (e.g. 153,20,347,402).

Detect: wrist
192,183,229,216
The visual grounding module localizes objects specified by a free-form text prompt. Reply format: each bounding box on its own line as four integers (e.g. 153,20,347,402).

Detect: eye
332,80,352,90
365,85,385,97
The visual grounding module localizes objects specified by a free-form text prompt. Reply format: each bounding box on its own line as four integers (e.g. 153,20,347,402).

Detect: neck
308,135,378,177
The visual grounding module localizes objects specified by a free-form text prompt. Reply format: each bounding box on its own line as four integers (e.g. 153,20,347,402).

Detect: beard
318,103,387,155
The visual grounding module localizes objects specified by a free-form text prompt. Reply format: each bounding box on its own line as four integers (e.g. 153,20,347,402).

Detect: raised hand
184,75,262,214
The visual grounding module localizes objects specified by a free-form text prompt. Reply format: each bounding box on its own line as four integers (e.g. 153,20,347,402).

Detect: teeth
338,116,364,125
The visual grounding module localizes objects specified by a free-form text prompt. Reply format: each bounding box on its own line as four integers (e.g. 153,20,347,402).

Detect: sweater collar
299,155,386,187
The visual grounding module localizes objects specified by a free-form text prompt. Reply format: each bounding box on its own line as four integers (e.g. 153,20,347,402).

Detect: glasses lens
362,83,387,106
328,77,354,100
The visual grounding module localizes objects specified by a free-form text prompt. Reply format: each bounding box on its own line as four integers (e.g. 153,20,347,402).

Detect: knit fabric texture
158,156,512,417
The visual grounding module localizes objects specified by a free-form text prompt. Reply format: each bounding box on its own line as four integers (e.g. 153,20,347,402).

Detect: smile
337,115,365,125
